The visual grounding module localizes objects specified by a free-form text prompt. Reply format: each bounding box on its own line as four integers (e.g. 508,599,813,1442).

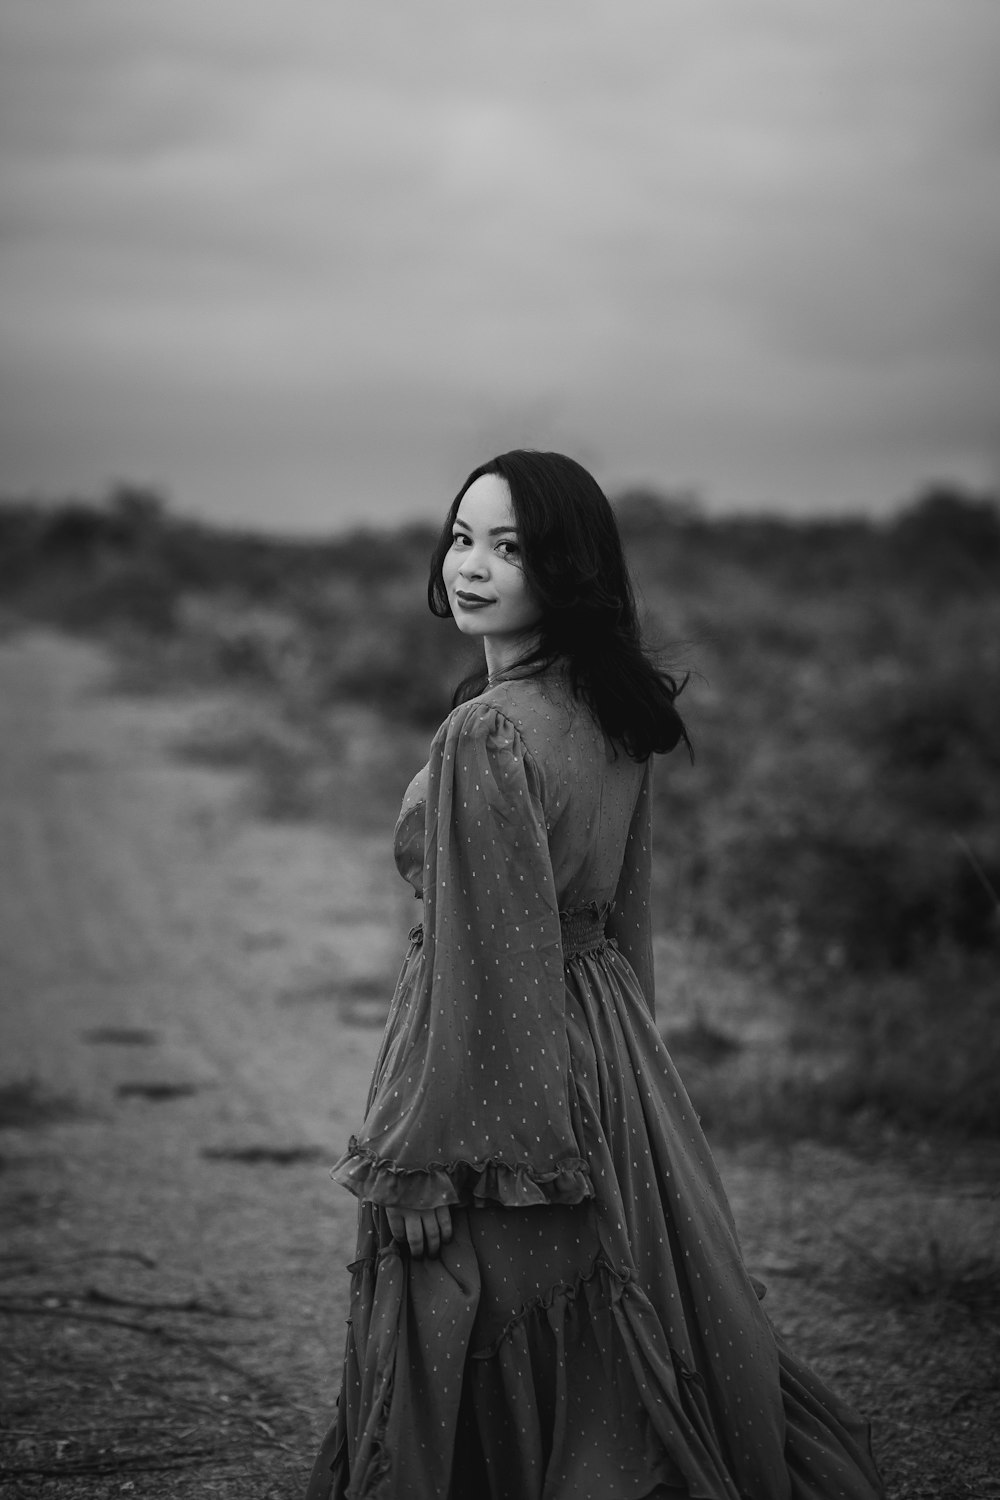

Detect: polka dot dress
306,670,885,1500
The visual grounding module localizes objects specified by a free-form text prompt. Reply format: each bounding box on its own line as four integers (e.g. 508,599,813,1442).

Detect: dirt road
0,631,409,1495
1,631,997,1497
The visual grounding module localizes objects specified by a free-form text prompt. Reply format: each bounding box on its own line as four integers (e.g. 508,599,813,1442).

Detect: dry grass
839,1232,1000,1315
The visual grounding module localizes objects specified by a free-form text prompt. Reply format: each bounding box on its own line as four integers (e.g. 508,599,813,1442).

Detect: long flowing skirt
306,941,884,1500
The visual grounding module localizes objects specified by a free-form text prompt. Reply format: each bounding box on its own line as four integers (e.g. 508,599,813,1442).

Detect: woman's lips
455,591,493,609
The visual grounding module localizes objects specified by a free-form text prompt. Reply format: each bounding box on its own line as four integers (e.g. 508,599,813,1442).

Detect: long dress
306,670,884,1500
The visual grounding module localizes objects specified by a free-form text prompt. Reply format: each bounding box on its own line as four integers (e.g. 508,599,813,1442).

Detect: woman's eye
451,532,470,547
496,540,520,559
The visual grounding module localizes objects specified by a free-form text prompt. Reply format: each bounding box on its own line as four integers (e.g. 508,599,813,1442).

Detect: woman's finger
386,1207,407,1243
435,1205,453,1244
422,1210,441,1258
405,1213,426,1257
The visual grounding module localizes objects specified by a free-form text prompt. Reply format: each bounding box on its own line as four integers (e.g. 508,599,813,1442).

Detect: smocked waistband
559,903,610,959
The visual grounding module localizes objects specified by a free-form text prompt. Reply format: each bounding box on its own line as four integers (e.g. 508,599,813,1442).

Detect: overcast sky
2,0,998,533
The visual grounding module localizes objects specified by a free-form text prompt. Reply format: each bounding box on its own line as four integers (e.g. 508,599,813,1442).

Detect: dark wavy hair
428,450,690,761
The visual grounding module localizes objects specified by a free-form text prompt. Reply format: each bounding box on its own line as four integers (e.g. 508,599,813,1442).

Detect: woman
306,451,884,1499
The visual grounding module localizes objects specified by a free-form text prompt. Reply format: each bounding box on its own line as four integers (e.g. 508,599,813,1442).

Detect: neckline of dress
487,658,567,690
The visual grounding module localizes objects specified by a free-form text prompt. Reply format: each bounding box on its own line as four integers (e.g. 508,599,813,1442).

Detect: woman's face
442,473,542,644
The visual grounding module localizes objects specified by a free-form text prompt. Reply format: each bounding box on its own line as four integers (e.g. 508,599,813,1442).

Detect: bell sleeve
606,760,657,1018
332,699,592,1212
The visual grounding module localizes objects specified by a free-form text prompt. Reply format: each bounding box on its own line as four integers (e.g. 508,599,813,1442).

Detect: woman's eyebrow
452,517,517,537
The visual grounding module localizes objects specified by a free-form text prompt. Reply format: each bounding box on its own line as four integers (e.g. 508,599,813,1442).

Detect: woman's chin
451,612,489,637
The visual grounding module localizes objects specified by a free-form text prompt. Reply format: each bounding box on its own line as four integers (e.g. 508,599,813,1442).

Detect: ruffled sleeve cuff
332,1137,593,1212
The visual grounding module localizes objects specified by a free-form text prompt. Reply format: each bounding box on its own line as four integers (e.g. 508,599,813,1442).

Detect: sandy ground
1,630,997,1498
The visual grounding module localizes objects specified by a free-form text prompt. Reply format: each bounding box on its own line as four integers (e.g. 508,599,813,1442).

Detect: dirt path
0,631,409,1496
1,631,997,1497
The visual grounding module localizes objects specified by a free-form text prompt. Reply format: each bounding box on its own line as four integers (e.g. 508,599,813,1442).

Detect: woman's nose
460,550,488,579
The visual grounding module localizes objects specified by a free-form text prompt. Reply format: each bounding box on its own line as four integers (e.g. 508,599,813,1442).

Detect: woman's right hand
385,1204,453,1258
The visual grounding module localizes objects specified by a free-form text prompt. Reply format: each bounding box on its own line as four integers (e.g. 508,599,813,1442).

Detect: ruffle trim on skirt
469,1249,628,1360
331,1136,593,1210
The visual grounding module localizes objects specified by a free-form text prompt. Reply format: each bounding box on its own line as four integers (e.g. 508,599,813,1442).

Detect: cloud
1,0,997,526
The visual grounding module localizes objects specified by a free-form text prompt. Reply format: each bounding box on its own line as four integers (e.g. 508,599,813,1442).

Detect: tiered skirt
307,935,883,1500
